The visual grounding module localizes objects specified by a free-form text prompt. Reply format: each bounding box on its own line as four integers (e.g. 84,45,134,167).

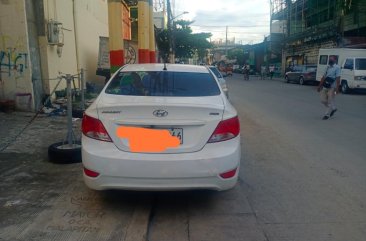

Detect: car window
209,67,223,78
217,78,226,85
355,58,366,70
105,71,221,97
319,55,328,65
305,66,317,72
344,59,354,70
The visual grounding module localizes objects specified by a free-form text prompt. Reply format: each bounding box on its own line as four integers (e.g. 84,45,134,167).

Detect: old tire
72,109,84,118
48,141,82,164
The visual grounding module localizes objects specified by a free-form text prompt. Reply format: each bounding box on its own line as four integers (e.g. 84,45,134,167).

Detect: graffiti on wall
0,48,28,76
0,36,28,77
125,45,136,64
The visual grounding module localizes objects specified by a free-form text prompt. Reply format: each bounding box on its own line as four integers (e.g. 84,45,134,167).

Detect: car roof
121,64,210,73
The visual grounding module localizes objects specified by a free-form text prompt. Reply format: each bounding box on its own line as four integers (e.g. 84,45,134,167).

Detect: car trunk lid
97,95,224,153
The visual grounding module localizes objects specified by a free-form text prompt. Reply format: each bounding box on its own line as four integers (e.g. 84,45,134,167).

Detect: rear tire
299,77,305,85
48,141,82,164
285,76,289,83
341,81,350,94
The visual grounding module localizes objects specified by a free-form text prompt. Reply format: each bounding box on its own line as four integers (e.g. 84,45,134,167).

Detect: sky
172,0,271,45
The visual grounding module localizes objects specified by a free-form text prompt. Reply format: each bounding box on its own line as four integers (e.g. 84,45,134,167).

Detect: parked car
208,66,229,98
285,65,317,85
82,64,240,191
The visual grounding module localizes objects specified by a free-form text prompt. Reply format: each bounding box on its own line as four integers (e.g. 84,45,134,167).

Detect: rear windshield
105,71,221,97
209,67,223,78
356,58,366,70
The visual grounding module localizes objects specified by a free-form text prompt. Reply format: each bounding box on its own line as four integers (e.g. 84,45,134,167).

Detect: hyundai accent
81,64,240,191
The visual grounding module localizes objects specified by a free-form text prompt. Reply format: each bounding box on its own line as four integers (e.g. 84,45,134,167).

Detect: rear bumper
349,81,366,89
82,135,241,191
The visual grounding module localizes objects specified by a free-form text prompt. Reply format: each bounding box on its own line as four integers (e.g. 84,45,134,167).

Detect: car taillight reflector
84,167,100,178
82,114,112,142
208,116,240,143
220,168,237,179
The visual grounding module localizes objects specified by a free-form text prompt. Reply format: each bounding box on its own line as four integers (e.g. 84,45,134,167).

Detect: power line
191,29,268,34
191,24,269,28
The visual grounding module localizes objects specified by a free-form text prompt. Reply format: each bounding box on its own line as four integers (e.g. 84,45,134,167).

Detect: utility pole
167,0,174,63
225,26,228,56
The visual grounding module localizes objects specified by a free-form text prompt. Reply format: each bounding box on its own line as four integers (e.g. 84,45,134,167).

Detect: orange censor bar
116,126,180,153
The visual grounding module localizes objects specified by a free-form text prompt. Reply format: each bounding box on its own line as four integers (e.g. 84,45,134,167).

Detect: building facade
270,0,366,73
0,0,108,111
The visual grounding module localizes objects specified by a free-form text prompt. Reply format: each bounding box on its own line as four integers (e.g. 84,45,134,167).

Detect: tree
193,32,213,62
227,48,245,66
174,20,195,59
174,21,212,61
155,28,170,63
155,20,212,62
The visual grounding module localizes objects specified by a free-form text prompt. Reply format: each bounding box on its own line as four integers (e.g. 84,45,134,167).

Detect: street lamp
172,11,189,21
169,11,189,63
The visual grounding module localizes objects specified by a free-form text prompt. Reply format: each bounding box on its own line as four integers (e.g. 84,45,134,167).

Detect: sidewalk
0,111,146,241
0,111,81,154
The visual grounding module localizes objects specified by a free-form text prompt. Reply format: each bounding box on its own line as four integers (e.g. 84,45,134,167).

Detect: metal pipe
72,0,80,71
66,74,73,146
80,68,85,110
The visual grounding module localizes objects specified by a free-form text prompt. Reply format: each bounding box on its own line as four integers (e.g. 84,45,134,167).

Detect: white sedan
81,64,241,191
208,66,229,98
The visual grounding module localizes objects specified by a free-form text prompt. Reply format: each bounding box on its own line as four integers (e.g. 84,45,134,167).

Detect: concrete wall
73,0,108,85
41,0,78,94
1,0,109,110
0,0,34,109
40,0,109,95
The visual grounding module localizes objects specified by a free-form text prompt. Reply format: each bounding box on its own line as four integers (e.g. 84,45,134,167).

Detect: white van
316,48,366,93
340,57,366,93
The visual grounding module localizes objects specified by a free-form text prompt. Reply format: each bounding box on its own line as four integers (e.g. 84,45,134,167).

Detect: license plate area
132,126,183,144
166,128,183,144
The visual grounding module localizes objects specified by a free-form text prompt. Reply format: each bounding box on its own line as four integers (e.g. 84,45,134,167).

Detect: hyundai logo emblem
153,110,168,117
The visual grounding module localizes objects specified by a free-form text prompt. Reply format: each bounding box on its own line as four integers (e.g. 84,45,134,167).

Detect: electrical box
47,20,61,45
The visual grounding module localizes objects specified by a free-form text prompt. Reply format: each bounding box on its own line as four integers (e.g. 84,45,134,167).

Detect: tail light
84,167,100,178
208,116,240,143
82,114,112,142
220,168,237,179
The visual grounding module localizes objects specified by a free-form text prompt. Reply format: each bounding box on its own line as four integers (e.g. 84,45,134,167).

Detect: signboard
97,36,110,69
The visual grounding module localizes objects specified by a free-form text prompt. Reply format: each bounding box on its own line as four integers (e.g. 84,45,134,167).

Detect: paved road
1,74,365,241
228,74,366,241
